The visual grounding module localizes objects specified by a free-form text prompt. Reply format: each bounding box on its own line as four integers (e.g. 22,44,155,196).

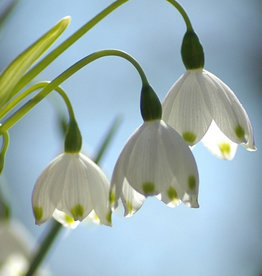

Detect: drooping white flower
0,221,50,276
162,69,256,159
32,152,111,226
110,119,199,216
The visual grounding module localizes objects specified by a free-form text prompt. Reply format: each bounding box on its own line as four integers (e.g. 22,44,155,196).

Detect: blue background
0,0,261,275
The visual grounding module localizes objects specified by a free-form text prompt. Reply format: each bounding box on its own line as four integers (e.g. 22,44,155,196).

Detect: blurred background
0,0,261,275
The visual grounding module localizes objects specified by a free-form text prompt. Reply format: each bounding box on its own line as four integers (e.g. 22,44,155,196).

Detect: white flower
32,152,111,226
0,221,50,276
162,69,256,159
110,120,199,217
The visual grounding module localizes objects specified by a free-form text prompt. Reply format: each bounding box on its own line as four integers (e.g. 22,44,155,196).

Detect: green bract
140,84,162,121
181,30,204,70
64,119,82,153
0,16,70,108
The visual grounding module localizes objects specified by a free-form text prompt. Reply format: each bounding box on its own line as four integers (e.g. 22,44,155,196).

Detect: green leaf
0,16,71,108
0,0,18,30
94,116,122,164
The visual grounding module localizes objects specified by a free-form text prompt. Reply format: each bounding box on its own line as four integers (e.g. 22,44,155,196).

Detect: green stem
93,115,122,164
25,115,121,276
0,131,9,173
0,49,148,134
25,220,62,276
0,82,75,120
166,0,193,31
11,0,129,96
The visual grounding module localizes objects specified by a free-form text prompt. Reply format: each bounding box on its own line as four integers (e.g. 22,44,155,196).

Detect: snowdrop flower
162,30,256,160
0,221,50,276
110,84,199,216
32,119,111,226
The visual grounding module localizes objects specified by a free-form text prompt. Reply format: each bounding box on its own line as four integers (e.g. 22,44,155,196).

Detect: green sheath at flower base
181,30,204,70
64,119,82,153
140,84,162,121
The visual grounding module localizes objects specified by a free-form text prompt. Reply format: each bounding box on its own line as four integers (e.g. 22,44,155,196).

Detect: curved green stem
166,0,193,31
11,0,129,97
0,82,75,120
0,49,148,134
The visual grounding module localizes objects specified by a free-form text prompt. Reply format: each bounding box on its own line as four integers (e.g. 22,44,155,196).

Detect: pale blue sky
0,0,261,275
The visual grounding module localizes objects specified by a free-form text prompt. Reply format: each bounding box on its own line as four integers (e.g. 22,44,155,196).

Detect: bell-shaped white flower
162,69,256,159
32,152,111,226
0,221,50,276
110,119,199,216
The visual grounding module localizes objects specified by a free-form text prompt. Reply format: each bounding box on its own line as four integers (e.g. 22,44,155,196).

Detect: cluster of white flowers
31,11,255,228
32,65,255,227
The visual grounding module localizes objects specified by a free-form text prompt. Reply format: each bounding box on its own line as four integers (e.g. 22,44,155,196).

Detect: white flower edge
32,153,111,226
110,120,199,217
162,69,256,158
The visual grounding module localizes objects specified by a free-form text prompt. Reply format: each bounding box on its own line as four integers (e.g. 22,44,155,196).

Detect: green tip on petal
65,213,74,224
235,125,245,139
188,175,196,191
33,206,43,222
167,186,178,201
142,182,155,195
219,142,231,157
106,211,112,224
182,131,196,144
126,201,133,215
71,204,84,220
109,190,116,205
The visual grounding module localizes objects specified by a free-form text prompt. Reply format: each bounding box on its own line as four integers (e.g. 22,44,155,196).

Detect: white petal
158,177,182,208
121,179,145,217
52,209,80,229
84,210,101,225
31,156,62,224
111,124,146,203
57,154,93,221
201,70,255,149
80,153,111,226
124,121,163,195
202,121,238,160
159,121,199,208
162,70,212,145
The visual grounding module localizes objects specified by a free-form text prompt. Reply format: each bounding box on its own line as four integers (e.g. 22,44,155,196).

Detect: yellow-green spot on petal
64,214,74,224
219,142,231,157
106,211,112,224
33,206,43,221
235,125,245,139
188,175,196,190
126,201,133,214
109,190,115,205
93,212,100,222
142,182,155,195
167,186,178,200
182,132,196,144
71,204,84,220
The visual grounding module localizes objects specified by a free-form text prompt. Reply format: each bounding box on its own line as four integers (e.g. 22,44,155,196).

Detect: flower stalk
0,49,148,134
10,0,130,98
165,0,193,31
